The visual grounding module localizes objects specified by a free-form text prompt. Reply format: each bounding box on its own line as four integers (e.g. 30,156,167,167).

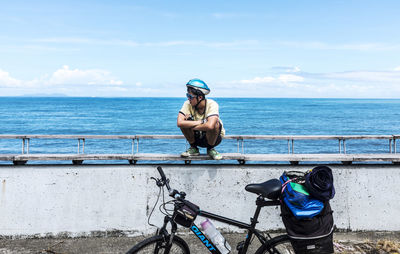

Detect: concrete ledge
0,164,399,237
1,153,400,164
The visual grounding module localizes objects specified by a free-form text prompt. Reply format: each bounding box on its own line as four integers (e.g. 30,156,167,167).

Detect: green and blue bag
280,171,324,219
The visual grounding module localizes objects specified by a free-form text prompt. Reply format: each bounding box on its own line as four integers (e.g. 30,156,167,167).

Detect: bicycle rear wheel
255,235,295,254
126,235,190,254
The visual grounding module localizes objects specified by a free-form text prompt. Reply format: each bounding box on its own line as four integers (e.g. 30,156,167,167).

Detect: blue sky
1,0,400,98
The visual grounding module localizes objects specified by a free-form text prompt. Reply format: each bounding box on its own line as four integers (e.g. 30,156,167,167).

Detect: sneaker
181,147,200,157
207,148,222,160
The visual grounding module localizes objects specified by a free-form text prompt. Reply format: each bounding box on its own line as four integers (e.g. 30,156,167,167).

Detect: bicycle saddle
245,179,282,200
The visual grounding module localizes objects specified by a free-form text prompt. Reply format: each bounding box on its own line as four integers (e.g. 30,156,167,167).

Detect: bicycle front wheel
255,235,295,254
126,235,190,254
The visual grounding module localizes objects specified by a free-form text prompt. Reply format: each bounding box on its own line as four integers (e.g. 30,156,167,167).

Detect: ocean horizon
4,95,400,99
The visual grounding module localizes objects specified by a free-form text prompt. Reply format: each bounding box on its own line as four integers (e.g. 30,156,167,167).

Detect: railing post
338,139,341,154
137,138,140,153
76,138,85,154
389,139,392,153
132,139,135,154
343,139,346,154
287,139,294,154
237,138,244,153
291,139,294,154
21,138,30,154
77,138,85,154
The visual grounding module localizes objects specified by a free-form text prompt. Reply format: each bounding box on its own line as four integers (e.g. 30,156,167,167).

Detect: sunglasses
186,93,196,100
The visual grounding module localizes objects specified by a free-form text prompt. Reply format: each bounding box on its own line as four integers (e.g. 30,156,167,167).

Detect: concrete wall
0,164,399,237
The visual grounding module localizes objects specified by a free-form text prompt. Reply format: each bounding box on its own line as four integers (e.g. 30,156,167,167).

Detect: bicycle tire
126,234,190,254
255,235,295,254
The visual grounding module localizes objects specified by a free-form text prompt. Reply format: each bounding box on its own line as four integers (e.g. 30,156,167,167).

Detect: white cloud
280,41,400,51
278,74,304,83
49,65,123,86
270,66,301,73
140,39,260,48
240,77,275,84
0,69,22,87
214,73,305,96
323,70,400,83
34,37,258,49
3,65,400,98
0,66,125,96
214,68,400,98
284,66,301,73
110,80,123,85
35,37,93,44
395,66,400,71
231,73,303,86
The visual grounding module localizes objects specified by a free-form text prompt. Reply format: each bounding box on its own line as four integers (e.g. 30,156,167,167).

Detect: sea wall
0,164,399,237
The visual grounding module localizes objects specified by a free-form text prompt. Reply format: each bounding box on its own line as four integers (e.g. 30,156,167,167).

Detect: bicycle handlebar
156,166,201,215
157,166,178,197
157,166,171,191
157,166,167,182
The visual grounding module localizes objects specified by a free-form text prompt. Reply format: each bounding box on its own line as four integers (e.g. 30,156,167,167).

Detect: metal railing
0,134,398,155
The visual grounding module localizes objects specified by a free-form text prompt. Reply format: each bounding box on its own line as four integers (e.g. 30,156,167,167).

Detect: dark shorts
193,123,222,148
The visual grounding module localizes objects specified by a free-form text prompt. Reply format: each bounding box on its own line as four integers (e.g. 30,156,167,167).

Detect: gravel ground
0,232,399,254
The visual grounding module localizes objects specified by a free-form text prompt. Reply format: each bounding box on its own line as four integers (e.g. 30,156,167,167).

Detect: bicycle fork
155,216,178,253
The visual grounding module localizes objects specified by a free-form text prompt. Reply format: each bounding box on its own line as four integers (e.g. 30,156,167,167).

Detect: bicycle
126,166,294,254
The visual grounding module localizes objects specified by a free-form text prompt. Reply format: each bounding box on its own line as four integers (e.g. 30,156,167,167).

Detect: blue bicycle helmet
186,79,210,95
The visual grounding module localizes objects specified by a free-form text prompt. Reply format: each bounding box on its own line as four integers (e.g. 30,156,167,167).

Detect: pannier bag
281,200,334,254
280,167,335,254
280,171,324,219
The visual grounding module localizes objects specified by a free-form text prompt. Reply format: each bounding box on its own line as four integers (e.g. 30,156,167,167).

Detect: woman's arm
177,113,202,128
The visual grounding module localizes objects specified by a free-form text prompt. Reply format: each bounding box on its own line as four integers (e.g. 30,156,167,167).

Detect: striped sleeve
179,101,191,116
206,99,219,118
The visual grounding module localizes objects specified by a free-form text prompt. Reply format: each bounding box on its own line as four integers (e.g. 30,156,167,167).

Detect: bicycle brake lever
150,177,164,187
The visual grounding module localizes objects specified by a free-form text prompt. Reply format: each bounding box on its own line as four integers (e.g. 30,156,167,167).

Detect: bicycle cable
159,185,168,216
147,185,162,228
161,200,176,214
159,186,175,216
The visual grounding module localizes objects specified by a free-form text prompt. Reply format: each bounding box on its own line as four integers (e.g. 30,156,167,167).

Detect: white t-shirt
179,99,225,136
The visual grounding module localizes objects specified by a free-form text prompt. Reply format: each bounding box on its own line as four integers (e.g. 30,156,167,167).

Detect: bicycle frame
151,166,284,254
163,197,281,254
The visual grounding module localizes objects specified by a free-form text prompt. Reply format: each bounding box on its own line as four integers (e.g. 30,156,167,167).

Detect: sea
1,97,400,164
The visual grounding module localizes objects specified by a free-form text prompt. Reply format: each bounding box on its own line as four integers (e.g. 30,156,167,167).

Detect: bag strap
281,179,294,193
285,171,306,184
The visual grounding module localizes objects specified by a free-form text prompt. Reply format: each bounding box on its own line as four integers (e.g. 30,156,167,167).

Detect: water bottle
200,219,231,254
